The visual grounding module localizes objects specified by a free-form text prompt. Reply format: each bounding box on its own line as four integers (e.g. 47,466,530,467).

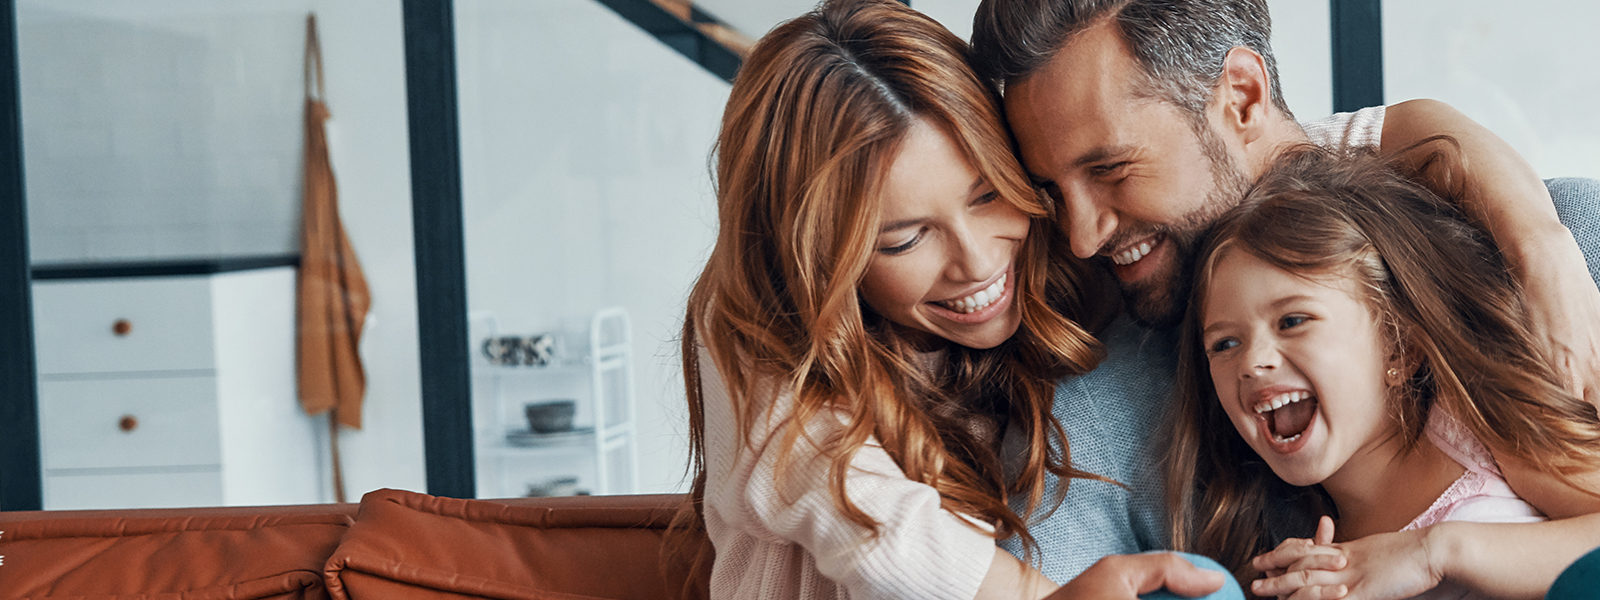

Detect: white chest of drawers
31,265,327,510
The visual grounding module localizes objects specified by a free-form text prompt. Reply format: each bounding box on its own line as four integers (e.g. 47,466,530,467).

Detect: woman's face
1200,249,1398,488
858,119,1030,350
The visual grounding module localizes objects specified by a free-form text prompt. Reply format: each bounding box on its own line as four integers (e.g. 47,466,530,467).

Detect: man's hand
1507,224,1600,412
1381,99,1600,412
1045,553,1226,600
1250,517,1443,600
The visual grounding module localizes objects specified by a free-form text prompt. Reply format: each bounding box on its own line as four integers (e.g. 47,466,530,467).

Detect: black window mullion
0,0,42,512
1330,0,1384,113
403,0,475,500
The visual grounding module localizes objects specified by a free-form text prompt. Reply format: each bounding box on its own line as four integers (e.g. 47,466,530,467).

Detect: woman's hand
1042,553,1227,600
1250,517,1443,600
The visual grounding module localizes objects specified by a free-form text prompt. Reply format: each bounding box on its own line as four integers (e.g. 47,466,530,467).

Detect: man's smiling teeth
1112,241,1153,265
938,274,1006,314
1254,390,1311,414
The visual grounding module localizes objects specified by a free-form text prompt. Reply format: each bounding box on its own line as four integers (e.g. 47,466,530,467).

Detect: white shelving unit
473,308,638,497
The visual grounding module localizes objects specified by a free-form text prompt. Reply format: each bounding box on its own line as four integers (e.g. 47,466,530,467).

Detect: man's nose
1057,182,1116,260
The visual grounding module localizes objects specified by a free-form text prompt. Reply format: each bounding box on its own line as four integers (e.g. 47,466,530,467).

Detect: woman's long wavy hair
670,0,1112,577
1167,145,1600,580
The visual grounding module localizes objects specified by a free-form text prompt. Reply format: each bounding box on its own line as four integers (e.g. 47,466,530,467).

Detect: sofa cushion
325,489,710,600
0,505,354,599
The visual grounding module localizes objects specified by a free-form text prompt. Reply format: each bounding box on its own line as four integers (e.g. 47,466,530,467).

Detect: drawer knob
118,415,138,432
112,319,132,336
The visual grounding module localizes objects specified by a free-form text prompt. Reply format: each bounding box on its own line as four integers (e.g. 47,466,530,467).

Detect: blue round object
1138,552,1246,600
1547,546,1600,600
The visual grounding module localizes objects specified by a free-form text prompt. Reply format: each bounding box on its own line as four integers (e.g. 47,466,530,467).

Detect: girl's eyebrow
1201,294,1321,336
1201,319,1236,338
1270,294,1318,309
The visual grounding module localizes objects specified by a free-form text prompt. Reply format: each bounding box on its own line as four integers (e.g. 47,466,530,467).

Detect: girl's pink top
1401,410,1544,531
1401,410,1545,600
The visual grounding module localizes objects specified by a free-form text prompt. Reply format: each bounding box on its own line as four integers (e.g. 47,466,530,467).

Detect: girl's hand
1250,517,1445,600
1250,516,1347,599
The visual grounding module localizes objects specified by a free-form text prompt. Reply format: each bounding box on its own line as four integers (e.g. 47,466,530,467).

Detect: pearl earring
1386,367,1400,381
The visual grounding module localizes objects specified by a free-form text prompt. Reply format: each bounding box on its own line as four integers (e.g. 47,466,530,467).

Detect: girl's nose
1240,343,1280,379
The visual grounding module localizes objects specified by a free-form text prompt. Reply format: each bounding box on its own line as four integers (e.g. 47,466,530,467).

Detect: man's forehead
1008,23,1133,115
1003,21,1152,174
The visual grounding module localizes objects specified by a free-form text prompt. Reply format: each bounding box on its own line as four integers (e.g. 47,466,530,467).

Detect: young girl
675,1,1231,599
1168,146,1600,599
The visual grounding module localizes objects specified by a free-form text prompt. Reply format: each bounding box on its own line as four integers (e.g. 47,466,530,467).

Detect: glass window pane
455,0,727,497
19,0,424,509
1385,0,1600,177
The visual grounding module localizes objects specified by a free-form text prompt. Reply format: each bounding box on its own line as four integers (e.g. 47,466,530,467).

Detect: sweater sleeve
1302,105,1386,152
699,347,997,600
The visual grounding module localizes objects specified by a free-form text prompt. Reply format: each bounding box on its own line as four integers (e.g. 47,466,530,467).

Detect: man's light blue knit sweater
1007,177,1600,583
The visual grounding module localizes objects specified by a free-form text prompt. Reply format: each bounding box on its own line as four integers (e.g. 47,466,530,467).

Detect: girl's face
859,119,1029,350
1200,249,1399,487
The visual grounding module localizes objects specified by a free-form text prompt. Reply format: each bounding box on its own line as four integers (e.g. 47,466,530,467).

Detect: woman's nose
948,226,1003,283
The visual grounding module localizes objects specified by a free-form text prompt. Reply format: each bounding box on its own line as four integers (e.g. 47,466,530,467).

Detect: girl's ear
1384,364,1407,388
1384,336,1424,388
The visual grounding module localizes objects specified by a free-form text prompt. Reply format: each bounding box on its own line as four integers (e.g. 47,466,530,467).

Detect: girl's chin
1263,451,1333,487
1271,467,1327,488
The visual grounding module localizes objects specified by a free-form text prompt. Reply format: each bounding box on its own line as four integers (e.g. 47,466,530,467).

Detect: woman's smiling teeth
1112,240,1153,265
937,273,1006,313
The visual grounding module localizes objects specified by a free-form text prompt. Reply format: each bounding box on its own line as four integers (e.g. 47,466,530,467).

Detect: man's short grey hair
970,0,1293,126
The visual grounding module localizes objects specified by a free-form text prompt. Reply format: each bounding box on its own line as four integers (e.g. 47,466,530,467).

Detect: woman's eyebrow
879,217,924,234
878,177,987,235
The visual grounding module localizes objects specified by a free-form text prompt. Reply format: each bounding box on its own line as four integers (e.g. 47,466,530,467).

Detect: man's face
1005,21,1249,327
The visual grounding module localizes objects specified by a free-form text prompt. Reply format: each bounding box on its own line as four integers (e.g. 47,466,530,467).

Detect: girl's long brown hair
669,0,1111,581
1167,146,1600,580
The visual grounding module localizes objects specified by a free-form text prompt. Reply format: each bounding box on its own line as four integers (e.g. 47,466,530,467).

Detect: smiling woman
673,0,1123,598
857,119,1030,351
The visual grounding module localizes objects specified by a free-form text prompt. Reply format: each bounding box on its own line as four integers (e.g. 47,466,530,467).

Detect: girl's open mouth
1254,390,1318,451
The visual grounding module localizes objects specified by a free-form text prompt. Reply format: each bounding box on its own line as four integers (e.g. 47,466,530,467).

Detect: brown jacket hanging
298,13,370,431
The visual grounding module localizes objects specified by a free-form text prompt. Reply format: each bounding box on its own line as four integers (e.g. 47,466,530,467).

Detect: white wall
19,0,426,503
1384,0,1599,178
454,0,727,496
308,0,427,500
18,2,303,263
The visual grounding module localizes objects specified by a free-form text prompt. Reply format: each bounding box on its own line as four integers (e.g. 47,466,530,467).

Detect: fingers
1105,553,1225,598
1252,569,1347,599
1287,553,1349,574
1315,516,1336,545
1253,538,1344,573
1286,584,1350,600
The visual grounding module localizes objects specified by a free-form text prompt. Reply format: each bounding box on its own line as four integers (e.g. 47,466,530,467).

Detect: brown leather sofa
0,488,711,599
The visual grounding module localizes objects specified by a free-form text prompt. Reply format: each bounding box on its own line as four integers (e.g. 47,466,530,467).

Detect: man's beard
1120,125,1250,328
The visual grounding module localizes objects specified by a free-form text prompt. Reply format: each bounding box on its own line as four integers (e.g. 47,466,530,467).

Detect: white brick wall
19,2,304,264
